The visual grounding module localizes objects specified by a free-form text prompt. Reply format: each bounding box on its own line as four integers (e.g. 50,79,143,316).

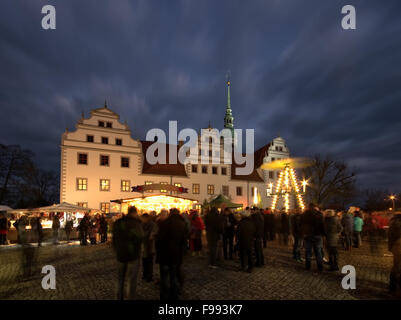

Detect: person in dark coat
112,206,144,300
222,208,236,260
99,214,108,243
268,209,276,241
324,210,343,271
262,208,271,247
204,207,224,268
237,209,256,273
252,208,264,266
300,203,325,272
64,218,73,243
78,214,90,245
141,213,158,282
290,209,303,262
52,214,60,244
155,208,187,300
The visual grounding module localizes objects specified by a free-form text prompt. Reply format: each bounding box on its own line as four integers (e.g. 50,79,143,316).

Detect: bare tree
302,154,356,208
0,144,34,205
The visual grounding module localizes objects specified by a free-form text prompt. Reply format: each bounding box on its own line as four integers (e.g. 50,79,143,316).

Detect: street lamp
389,195,396,211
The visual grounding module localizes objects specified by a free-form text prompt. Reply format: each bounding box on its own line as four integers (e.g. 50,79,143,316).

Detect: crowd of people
1,203,400,298
111,204,401,300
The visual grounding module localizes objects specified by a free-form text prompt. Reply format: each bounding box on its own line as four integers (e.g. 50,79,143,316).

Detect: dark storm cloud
0,0,400,191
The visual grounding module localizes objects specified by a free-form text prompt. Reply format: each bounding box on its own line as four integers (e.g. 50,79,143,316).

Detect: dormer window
101,137,109,144
106,122,112,128
98,121,105,127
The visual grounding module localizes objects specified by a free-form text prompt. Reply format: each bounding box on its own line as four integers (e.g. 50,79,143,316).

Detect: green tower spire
224,72,234,135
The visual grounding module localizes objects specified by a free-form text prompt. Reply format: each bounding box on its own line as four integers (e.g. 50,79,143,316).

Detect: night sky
1,0,400,191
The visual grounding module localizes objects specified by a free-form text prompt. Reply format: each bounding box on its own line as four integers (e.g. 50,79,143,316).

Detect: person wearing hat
388,211,401,294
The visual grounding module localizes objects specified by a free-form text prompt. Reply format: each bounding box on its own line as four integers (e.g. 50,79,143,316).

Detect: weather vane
226,70,231,85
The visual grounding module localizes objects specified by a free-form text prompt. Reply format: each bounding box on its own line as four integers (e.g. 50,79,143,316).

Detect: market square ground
0,240,397,300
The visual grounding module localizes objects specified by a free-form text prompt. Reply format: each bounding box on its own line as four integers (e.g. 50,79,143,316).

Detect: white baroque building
60,82,290,213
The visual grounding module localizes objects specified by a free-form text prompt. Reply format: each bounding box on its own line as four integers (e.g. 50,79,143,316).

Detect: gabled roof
230,143,270,182
140,140,188,177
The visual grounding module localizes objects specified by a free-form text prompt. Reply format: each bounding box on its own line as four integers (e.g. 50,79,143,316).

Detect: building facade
60,82,290,212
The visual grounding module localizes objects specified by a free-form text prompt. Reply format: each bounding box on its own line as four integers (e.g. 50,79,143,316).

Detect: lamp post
390,195,396,211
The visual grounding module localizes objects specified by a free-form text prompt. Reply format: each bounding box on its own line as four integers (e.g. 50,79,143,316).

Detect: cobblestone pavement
0,238,397,300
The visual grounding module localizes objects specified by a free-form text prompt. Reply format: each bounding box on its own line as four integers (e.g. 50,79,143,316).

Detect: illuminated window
221,167,227,175
192,183,200,194
100,179,110,191
145,181,153,193
121,180,130,192
207,184,214,195
236,186,242,196
160,182,168,193
100,155,109,166
77,202,88,208
78,153,88,165
222,185,229,196
174,183,182,187
100,202,110,213
76,178,87,191
121,157,129,168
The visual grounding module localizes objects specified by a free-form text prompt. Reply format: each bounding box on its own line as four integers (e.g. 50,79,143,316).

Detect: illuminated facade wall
60,105,291,212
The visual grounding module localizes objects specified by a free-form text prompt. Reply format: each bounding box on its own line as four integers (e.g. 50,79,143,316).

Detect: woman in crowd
189,210,205,256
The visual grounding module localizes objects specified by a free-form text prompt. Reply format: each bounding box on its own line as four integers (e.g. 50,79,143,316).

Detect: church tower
224,74,234,137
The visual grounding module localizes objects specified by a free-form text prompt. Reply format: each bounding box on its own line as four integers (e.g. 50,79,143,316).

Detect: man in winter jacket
324,210,343,271
155,208,187,300
237,210,256,273
300,203,325,272
388,212,401,294
112,206,144,300
252,208,264,266
204,207,224,268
